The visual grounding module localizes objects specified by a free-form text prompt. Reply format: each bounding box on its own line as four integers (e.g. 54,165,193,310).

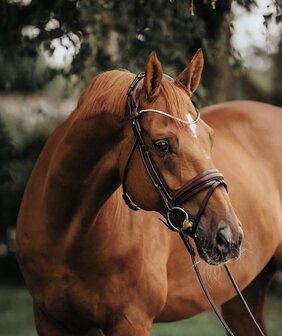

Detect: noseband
122,72,227,238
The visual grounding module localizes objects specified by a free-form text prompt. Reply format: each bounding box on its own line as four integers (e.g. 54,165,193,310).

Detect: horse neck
44,114,124,227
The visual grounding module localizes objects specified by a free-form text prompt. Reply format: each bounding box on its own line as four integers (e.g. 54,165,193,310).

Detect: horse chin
194,235,241,266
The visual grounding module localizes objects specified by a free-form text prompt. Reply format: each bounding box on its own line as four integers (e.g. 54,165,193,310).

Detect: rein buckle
167,207,193,232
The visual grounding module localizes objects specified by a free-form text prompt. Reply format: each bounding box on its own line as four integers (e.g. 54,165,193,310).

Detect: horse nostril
212,224,242,262
216,228,229,248
215,226,233,253
238,231,243,248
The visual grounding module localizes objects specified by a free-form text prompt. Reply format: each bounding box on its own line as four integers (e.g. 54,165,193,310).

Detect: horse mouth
193,235,241,266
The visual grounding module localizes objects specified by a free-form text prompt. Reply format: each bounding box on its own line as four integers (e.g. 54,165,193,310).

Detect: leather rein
122,73,265,336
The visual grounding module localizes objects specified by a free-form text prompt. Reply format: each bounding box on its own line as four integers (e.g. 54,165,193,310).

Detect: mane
72,70,135,121
71,70,192,123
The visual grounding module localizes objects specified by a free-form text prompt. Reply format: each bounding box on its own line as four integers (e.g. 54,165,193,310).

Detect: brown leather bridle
121,73,265,336
122,72,227,238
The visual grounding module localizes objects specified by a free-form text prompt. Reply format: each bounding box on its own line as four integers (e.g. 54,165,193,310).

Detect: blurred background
0,0,281,335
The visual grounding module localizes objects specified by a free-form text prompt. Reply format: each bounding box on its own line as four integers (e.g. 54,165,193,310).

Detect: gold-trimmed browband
130,108,201,125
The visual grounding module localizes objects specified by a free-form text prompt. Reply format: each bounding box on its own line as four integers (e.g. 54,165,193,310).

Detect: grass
0,286,36,336
0,286,281,336
152,296,282,336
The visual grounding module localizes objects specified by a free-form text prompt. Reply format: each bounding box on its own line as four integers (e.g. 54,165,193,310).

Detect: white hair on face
186,114,197,138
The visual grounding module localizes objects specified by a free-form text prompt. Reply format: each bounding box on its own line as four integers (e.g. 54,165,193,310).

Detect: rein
180,232,265,336
122,73,265,336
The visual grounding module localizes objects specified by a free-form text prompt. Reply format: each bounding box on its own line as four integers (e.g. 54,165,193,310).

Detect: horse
16,49,282,336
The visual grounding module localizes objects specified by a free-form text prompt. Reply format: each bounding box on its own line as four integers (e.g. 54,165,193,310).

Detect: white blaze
186,114,197,138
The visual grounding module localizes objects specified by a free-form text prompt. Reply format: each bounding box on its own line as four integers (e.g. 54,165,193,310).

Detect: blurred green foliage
0,0,281,100
0,1,253,91
0,54,54,91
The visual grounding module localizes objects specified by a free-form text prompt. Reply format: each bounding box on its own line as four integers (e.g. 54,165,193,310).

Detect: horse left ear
144,51,163,99
175,49,204,96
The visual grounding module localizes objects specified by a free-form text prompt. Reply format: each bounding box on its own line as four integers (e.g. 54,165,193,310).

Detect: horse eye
154,139,171,153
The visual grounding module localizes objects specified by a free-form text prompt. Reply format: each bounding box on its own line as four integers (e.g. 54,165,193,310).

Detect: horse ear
144,51,163,99
175,48,204,96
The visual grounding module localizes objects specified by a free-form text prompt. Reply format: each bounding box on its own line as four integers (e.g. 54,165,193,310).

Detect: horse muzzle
194,219,243,265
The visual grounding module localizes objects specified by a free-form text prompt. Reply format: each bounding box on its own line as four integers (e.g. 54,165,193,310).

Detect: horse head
120,50,243,265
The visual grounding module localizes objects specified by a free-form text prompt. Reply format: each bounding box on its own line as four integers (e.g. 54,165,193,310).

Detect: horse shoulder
71,192,171,324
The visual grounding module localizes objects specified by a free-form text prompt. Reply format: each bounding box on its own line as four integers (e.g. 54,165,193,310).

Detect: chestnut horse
16,50,282,336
